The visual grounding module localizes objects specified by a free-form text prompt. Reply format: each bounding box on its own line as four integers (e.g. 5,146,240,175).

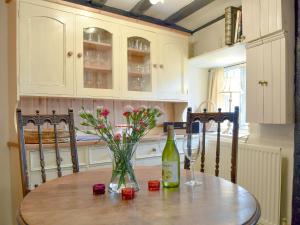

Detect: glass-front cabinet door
76,16,119,97
122,27,157,99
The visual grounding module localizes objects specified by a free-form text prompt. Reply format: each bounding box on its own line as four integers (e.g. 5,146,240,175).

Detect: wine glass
183,133,202,186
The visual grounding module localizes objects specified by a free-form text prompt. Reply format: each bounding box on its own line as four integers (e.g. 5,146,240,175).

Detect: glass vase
107,142,139,193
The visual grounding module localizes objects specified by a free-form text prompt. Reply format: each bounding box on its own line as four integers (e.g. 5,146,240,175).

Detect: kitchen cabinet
157,34,188,101
121,26,158,100
246,33,293,124
242,0,261,42
242,0,292,43
17,0,188,102
19,2,75,96
75,15,120,98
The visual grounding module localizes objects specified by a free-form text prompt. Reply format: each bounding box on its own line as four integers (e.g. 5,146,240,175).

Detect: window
208,64,247,133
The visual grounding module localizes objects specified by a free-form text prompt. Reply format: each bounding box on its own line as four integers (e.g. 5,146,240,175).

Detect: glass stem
191,162,195,181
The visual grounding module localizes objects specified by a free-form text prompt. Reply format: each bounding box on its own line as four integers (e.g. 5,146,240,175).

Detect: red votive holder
93,184,105,195
121,187,135,200
148,180,160,191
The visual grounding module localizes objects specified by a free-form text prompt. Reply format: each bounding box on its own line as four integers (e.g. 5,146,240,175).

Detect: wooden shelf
84,65,112,72
128,72,150,77
84,41,112,50
128,48,150,56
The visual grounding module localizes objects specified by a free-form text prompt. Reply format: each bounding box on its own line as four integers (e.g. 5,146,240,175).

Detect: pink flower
114,133,121,141
133,108,139,113
139,120,146,127
134,127,141,132
101,108,110,117
97,124,105,129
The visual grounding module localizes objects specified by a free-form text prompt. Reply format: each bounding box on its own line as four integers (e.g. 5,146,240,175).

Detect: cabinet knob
153,64,157,68
77,53,82,58
159,64,164,69
152,148,157,152
67,51,73,57
263,81,268,86
258,81,263,85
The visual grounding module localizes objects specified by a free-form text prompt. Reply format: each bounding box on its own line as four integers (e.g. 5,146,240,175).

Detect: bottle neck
167,129,175,141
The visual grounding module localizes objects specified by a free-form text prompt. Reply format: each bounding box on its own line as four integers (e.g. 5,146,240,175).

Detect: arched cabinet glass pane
127,37,151,92
83,27,112,89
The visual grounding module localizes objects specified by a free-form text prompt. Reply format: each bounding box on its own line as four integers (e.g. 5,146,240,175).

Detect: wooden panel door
246,43,264,123
260,0,283,37
242,0,261,42
19,2,74,96
75,15,120,98
121,26,158,100
157,34,188,101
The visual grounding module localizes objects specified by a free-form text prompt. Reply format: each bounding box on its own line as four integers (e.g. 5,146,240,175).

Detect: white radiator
200,139,282,225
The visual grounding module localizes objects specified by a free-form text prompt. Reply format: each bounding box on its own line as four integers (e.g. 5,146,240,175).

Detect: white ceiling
177,0,241,30
105,0,141,11
90,0,242,32
144,0,193,20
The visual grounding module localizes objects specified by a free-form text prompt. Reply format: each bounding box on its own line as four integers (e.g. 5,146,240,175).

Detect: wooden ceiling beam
89,0,107,7
130,0,153,16
164,0,215,24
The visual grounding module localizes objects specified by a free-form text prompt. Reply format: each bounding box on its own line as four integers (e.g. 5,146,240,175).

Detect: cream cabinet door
246,43,264,123
121,26,158,100
19,2,74,96
75,15,120,98
262,37,288,124
260,0,283,37
246,36,292,124
242,0,261,42
157,34,188,101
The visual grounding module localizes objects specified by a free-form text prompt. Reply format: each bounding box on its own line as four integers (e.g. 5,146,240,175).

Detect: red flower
101,108,110,117
114,133,121,141
97,124,105,129
123,112,130,117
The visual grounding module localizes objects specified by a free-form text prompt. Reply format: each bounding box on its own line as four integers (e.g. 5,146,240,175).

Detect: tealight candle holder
93,184,105,195
121,187,135,200
148,180,160,191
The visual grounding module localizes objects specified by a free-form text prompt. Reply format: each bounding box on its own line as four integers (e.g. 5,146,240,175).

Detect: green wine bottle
162,125,180,188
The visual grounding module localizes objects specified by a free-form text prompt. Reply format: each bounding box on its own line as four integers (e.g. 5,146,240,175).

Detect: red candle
121,187,135,200
148,180,160,191
93,184,105,195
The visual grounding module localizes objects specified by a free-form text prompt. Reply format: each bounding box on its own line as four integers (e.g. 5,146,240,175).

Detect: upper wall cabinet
246,33,293,124
18,0,188,102
121,26,158,100
157,34,187,101
19,2,75,96
75,15,120,98
242,0,292,43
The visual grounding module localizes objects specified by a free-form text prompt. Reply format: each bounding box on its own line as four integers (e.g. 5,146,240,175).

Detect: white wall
0,2,13,225
187,67,209,116
190,19,226,57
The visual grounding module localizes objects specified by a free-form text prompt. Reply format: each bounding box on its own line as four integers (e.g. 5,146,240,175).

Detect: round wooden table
19,167,260,225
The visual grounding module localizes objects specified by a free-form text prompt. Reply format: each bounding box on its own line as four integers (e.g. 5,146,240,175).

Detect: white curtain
207,68,224,111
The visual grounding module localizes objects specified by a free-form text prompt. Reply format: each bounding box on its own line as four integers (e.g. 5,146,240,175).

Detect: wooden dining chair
16,108,79,197
184,107,239,183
